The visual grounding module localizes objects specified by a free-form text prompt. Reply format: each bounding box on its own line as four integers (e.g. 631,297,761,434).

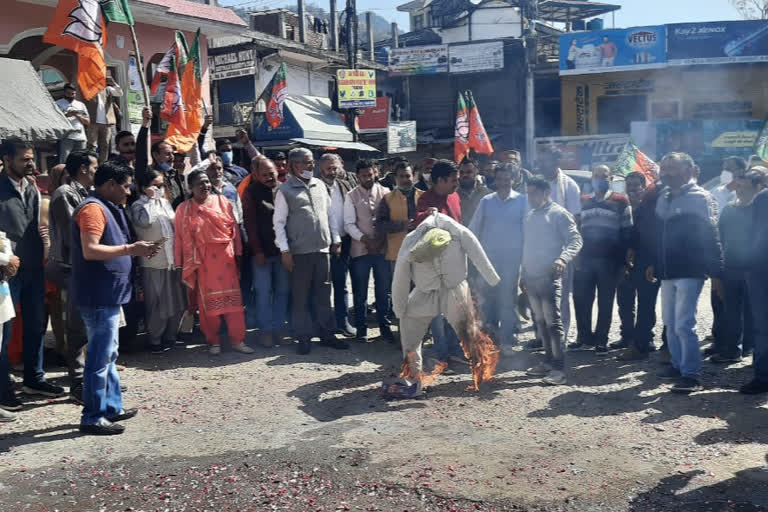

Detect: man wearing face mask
273,148,347,355
133,108,185,208
649,152,723,394
570,164,633,355
377,162,423,271
216,139,249,188
415,158,436,191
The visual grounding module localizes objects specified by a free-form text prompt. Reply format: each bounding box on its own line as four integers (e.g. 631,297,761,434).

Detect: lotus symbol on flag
64,0,102,43
455,111,469,144
267,83,288,125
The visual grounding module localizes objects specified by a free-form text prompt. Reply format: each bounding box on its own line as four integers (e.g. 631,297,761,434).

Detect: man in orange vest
376,162,423,272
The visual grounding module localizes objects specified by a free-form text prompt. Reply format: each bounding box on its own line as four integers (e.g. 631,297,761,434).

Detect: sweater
414,188,462,226
243,181,280,258
0,173,43,271
522,201,582,280
577,191,633,267
468,190,527,276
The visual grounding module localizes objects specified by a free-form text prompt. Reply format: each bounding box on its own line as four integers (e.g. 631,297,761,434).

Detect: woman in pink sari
175,170,254,356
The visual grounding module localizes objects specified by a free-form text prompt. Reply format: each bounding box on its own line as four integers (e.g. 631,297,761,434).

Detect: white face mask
300,170,314,180
720,170,733,185
422,173,431,183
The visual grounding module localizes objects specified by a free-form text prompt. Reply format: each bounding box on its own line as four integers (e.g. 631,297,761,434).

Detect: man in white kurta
392,213,500,377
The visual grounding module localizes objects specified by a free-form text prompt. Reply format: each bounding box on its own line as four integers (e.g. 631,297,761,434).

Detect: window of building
39,66,66,88
413,14,424,30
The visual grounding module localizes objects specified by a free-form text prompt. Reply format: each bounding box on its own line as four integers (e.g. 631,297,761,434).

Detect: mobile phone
152,237,169,247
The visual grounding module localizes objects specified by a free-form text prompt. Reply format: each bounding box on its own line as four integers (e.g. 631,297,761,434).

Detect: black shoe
21,381,65,398
69,384,84,406
657,366,681,380
703,346,719,357
80,418,125,436
739,379,768,395
107,408,138,422
297,339,312,355
568,340,594,351
324,338,350,350
151,345,170,355
609,339,630,350
338,322,356,338
671,377,702,394
743,348,754,358
0,393,23,412
524,338,543,351
709,353,741,364
647,343,657,352
380,326,396,343
594,345,609,356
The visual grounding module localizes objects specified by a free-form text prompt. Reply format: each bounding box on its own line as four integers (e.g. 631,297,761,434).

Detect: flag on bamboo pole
159,55,185,128
43,0,108,100
454,91,470,163
614,142,659,185
258,63,288,129
150,31,190,96
753,118,768,162
165,29,202,152
465,90,494,156
100,0,134,25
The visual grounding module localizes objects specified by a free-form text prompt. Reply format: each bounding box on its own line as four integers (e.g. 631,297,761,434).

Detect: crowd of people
0,83,767,436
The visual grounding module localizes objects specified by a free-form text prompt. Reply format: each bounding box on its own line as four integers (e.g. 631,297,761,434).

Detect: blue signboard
559,26,667,76
668,21,768,65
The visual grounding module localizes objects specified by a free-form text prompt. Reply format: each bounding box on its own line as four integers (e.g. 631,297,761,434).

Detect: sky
219,0,745,32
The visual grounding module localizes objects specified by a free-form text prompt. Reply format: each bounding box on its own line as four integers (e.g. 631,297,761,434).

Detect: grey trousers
527,275,566,371
290,252,334,341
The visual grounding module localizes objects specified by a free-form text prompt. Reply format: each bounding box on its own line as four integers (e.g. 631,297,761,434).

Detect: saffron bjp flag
454,91,470,164
160,55,185,129
259,63,288,129
166,29,203,152
614,142,659,185
465,90,494,156
43,0,107,100
753,118,768,162
150,31,190,96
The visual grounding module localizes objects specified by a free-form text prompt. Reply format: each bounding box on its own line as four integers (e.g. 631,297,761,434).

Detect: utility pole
366,11,374,61
344,0,359,141
330,0,339,51
522,0,538,167
391,22,399,48
298,0,306,43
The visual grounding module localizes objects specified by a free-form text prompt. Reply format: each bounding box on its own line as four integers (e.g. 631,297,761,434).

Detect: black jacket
243,181,280,258
0,173,43,271
629,185,660,266
655,183,723,280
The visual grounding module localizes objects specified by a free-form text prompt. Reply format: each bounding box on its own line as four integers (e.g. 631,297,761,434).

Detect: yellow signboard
337,69,376,108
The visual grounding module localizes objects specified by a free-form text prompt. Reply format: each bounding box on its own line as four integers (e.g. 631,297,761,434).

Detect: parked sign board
209,49,256,81
388,45,449,76
448,41,504,73
336,69,377,108
668,21,768,65
534,134,631,170
559,26,667,75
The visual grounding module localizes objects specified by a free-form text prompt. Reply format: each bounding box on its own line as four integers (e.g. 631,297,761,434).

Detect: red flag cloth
166,29,202,152
43,0,107,100
454,92,470,163
160,55,185,129
150,31,189,96
465,90,494,156
259,63,288,129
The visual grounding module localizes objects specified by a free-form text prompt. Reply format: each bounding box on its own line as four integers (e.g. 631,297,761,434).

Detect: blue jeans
660,278,705,378
2,270,46,386
250,255,290,330
330,237,351,328
79,306,123,425
350,254,390,336
432,314,463,361
479,264,521,344
748,273,768,383
617,260,660,351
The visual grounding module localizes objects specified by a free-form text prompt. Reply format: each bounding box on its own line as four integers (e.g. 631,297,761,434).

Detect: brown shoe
617,346,648,361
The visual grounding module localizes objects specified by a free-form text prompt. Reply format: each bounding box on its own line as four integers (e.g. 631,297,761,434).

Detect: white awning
291,138,379,152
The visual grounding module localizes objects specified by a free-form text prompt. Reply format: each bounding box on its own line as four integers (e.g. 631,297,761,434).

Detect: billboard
209,48,256,81
668,21,768,65
534,134,631,170
357,97,389,133
448,41,504,73
388,121,417,153
388,45,449,76
559,26,667,75
336,69,377,108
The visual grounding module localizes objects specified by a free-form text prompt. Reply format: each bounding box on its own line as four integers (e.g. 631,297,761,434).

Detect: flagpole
128,25,151,108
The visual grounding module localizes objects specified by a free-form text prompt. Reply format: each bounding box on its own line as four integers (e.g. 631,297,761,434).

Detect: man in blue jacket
649,153,723,394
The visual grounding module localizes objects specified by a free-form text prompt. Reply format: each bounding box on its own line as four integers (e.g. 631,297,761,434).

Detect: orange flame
457,307,500,392
400,352,448,387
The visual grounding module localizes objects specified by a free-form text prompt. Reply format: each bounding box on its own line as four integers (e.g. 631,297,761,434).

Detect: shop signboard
127,54,146,137
336,69,377,108
559,26,667,75
209,48,256,81
534,134,631,170
448,41,504,73
667,21,768,65
357,97,389,133
388,45,449,76
388,121,417,153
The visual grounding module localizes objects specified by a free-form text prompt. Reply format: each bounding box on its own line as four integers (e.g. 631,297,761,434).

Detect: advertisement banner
667,21,768,65
388,45,449,76
357,97,389,133
388,121,417,153
336,69,377,108
448,41,504,73
209,48,256,81
127,54,146,137
534,134,631,170
559,26,667,76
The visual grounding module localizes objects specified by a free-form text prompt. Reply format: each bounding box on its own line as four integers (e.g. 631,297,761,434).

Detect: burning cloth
392,213,500,383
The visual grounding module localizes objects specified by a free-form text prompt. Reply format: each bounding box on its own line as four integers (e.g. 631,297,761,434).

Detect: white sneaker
526,363,552,377
0,408,17,423
543,370,567,386
209,345,221,356
232,343,255,354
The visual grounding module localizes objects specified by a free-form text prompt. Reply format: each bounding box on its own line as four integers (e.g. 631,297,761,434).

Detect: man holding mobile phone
56,83,90,164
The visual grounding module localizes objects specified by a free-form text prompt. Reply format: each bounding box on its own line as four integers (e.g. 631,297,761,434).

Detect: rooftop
139,0,246,26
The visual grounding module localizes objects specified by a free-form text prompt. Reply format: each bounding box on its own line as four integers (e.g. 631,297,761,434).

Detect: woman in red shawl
175,170,254,356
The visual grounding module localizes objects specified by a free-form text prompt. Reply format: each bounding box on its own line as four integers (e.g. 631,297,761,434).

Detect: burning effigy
385,212,501,398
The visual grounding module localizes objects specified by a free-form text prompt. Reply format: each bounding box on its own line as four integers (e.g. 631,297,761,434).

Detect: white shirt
55,98,89,141
95,84,123,124
272,187,341,254
329,180,346,239
549,170,582,216
9,175,31,207
711,185,735,219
